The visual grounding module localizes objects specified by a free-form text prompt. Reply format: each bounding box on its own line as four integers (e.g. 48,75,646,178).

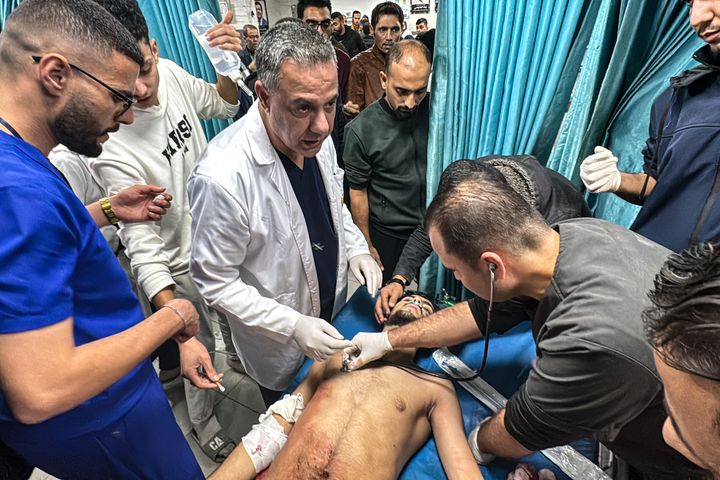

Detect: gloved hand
468,417,496,465
343,331,392,370
349,253,383,297
292,315,352,361
580,146,621,193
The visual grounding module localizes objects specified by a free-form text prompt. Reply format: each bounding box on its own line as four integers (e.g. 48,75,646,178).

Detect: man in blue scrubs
0,1,215,478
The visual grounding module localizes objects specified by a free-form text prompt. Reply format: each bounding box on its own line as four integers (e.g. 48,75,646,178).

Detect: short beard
385,308,418,327
51,94,105,157
393,105,418,120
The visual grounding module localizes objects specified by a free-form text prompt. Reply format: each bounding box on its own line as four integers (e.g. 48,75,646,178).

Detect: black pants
259,386,284,408
0,439,32,480
369,224,409,285
152,340,180,371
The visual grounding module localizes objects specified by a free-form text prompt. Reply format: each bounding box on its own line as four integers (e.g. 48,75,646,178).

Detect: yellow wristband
99,196,119,225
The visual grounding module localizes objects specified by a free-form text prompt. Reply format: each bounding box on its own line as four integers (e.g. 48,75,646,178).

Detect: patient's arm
210,355,343,480
430,382,485,480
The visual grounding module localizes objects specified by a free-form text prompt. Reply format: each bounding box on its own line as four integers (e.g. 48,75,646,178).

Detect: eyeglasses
305,19,332,31
32,55,136,118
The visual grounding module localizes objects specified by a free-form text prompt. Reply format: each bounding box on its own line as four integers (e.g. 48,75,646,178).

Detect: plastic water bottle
188,9,253,96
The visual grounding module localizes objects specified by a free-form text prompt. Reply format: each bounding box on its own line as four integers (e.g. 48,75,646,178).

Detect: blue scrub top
0,132,152,443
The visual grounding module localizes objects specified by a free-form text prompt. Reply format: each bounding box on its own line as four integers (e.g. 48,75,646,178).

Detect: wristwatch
385,276,409,288
99,196,120,226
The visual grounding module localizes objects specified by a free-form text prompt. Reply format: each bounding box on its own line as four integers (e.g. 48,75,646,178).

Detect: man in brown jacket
344,2,403,116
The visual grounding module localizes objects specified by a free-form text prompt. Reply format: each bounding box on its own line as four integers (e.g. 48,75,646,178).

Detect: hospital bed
287,289,600,480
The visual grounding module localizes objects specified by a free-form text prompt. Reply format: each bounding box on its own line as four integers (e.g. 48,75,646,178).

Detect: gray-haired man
188,22,381,405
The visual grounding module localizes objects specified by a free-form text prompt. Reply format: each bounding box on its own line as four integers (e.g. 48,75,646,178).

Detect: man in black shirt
332,11,364,58
374,155,590,321
346,163,705,479
240,24,260,70
415,17,428,34
344,39,431,284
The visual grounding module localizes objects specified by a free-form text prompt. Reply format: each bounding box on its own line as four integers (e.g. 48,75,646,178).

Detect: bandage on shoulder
259,393,305,425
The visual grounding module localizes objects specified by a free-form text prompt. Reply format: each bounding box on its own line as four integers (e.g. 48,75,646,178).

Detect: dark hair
644,243,720,382
416,17,428,26
331,11,344,21
425,160,547,262
384,39,431,74
243,24,260,36
93,0,149,44
416,28,435,61
297,0,332,19
353,10,361,15
3,0,143,66
371,2,403,28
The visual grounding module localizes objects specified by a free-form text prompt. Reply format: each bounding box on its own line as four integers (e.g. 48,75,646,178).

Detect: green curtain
139,0,230,139
584,6,700,226
547,0,699,227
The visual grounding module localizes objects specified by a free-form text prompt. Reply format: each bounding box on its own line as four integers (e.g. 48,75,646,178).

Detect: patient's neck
382,322,420,364
382,349,417,365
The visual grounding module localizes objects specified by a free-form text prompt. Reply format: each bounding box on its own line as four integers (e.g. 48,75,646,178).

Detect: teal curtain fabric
547,0,700,227
421,0,698,297
139,0,230,139
421,0,589,297
0,0,21,29
585,10,700,226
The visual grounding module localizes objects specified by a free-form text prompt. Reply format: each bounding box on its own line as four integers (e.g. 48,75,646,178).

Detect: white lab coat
188,102,369,390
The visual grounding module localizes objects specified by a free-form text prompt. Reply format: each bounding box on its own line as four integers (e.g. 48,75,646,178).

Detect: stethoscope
354,264,498,383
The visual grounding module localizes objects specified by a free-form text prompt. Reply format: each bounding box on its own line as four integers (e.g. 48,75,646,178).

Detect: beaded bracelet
161,303,188,329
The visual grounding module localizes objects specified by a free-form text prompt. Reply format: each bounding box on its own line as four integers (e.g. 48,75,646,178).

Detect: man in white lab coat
188,22,381,404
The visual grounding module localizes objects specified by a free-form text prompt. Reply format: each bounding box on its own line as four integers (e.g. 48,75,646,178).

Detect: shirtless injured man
210,293,484,480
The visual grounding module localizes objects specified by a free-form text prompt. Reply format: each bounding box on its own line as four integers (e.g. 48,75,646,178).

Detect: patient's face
387,294,435,325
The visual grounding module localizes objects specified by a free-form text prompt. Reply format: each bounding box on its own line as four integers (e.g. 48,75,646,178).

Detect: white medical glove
580,146,621,193
349,253,383,296
343,331,392,370
292,315,352,361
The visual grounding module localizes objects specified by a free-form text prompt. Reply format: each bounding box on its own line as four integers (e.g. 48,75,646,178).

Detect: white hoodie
89,59,238,300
